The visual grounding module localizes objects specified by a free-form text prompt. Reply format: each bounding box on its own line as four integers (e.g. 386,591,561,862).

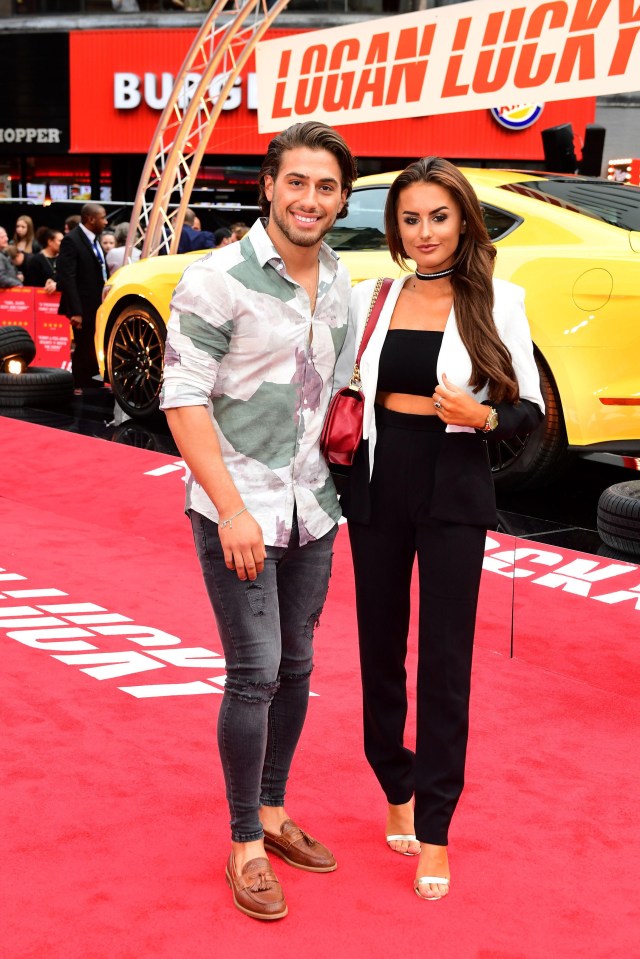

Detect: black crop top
376,329,444,397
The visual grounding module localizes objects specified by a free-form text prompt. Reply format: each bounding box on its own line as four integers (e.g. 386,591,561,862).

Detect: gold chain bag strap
320,278,393,467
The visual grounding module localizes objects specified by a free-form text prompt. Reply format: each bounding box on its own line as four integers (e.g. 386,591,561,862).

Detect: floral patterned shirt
160,218,351,546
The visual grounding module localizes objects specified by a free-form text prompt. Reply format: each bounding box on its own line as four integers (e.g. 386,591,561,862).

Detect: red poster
0,289,36,340
33,290,70,369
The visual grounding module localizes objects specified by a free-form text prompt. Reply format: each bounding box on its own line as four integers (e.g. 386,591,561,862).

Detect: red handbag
320,277,393,467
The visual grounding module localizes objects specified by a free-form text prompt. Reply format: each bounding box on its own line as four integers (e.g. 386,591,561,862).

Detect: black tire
597,481,640,557
0,325,37,367
106,302,166,419
0,366,73,407
488,354,569,492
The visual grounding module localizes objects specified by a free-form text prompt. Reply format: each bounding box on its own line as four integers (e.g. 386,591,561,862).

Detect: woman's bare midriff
376,391,439,415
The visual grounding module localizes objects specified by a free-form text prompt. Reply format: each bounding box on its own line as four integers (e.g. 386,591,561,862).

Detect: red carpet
2,417,639,959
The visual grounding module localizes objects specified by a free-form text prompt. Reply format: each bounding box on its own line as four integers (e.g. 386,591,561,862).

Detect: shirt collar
248,217,339,278
79,222,98,244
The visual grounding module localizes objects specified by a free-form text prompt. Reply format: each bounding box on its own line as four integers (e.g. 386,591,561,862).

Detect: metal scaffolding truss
125,0,290,261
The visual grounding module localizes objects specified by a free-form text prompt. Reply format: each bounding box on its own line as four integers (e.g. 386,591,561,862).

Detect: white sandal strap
415,876,450,886
386,834,419,842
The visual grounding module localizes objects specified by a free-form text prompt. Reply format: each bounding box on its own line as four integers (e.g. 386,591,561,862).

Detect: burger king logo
490,104,544,130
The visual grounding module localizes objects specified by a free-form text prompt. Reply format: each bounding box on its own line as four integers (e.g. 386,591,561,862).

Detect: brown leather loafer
225,854,287,920
263,819,337,873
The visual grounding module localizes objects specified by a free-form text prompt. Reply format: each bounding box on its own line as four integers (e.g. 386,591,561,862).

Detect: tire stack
597,481,640,559
0,326,74,408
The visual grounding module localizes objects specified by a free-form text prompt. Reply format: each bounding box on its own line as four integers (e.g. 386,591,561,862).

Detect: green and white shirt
160,218,351,547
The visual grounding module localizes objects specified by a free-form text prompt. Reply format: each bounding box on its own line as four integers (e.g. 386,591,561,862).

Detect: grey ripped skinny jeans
189,509,337,842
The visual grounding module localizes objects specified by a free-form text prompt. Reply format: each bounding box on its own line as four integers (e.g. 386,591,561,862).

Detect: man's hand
433,373,488,428
70,315,82,329
218,511,266,581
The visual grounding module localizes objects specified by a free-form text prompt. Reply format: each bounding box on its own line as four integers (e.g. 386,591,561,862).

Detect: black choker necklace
414,266,455,281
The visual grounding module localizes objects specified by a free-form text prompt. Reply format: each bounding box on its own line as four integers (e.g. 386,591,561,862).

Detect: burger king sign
490,104,544,130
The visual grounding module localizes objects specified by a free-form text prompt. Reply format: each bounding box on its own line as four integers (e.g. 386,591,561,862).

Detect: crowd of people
0,211,251,291
0,208,252,393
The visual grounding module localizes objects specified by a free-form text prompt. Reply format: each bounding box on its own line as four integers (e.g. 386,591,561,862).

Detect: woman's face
15,219,28,238
396,181,464,275
100,233,116,253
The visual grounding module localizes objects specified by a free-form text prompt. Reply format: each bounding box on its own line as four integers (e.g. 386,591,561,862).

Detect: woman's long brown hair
385,157,519,404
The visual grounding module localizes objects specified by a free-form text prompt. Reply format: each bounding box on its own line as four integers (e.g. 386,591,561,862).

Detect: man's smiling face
264,146,347,251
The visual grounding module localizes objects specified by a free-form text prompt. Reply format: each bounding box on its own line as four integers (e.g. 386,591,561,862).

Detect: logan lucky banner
256,0,640,132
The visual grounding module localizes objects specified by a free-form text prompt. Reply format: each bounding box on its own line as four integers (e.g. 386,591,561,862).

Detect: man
0,226,22,288
161,122,357,921
212,226,233,248
176,207,216,253
57,203,108,393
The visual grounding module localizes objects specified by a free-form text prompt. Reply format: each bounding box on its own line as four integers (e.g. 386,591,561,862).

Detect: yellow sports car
96,169,640,490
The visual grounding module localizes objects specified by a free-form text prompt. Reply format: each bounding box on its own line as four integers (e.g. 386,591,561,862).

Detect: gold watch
481,407,499,432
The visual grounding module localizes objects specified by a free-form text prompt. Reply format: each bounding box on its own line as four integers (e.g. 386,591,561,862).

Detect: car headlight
102,284,112,303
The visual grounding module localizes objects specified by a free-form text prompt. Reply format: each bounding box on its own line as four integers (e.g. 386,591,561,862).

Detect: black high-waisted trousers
347,406,487,846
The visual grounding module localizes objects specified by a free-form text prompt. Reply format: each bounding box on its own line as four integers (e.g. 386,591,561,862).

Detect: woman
23,228,62,292
13,215,40,253
343,158,544,901
100,229,116,256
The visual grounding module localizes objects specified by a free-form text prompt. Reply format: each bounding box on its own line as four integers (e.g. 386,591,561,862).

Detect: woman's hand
433,373,488,429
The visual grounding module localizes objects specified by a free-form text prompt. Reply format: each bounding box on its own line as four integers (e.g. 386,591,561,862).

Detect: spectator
177,207,215,253
230,221,250,241
100,229,116,256
105,221,141,276
57,202,109,394
0,240,23,287
213,227,233,248
64,214,81,234
23,228,63,293
12,215,41,253
4,245,27,284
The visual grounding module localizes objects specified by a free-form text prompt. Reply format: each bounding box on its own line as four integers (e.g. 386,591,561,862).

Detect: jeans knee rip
303,607,324,639
225,676,279,703
279,666,313,682
245,582,265,615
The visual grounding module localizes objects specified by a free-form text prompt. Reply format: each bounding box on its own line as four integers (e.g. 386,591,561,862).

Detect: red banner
0,289,70,369
33,290,70,369
257,0,640,132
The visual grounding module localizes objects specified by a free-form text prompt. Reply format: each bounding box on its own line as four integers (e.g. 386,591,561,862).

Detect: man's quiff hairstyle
258,122,358,219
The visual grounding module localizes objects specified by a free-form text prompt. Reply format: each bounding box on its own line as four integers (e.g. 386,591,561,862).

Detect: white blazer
337,274,545,478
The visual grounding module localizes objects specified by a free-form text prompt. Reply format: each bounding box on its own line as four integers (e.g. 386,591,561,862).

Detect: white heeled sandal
414,875,450,900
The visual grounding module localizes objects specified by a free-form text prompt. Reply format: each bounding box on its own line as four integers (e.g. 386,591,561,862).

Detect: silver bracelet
219,507,247,530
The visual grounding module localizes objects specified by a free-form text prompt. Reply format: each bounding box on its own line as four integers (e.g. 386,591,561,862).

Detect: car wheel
106,303,166,419
0,367,73,407
597,480,640,558
488,355,569,492
0,325,37,367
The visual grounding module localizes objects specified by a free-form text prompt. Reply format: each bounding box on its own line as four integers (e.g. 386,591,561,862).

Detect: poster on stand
0,289,36,340
33,290,70,368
